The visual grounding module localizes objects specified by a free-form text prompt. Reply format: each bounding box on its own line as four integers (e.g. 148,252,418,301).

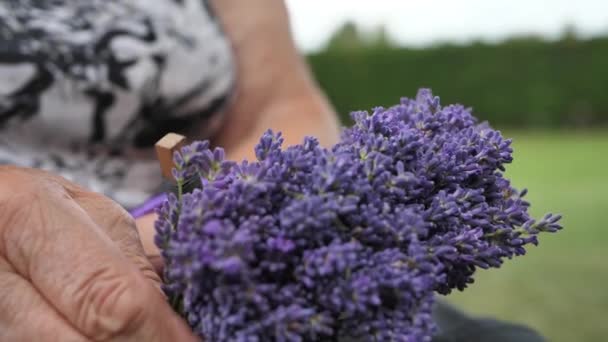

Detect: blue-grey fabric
432,301,546,342
335,301,545,341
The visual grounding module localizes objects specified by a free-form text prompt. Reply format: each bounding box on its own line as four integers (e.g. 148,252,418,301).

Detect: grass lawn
445,130,608,342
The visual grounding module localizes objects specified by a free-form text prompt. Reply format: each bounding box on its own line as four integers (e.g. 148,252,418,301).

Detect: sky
285,0,608,52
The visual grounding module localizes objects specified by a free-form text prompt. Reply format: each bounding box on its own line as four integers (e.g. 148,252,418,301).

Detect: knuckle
0,166,79,203
0,189,43,263
110,206,137,231
74,266,149,339
0,179,36,208
78,191,137,229
0,176,68,262
0,170,65,210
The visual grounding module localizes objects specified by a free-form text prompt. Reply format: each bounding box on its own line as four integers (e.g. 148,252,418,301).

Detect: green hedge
307,37,608,127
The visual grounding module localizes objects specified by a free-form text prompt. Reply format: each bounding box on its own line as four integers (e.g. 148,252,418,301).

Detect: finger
41,169,164,284
72,191,162,286
0,180,197,342
0,258,89,342
0,167,156,267
0,166,153,262
134,212,165,274
134,212,161,259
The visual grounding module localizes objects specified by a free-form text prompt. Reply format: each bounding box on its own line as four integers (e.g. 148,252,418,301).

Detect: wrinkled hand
0,166,197,341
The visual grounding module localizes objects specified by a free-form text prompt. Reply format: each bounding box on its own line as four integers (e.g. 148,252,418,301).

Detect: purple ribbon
129,193,168,219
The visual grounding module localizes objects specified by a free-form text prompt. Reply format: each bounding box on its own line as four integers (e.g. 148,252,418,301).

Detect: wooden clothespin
155,133,186,180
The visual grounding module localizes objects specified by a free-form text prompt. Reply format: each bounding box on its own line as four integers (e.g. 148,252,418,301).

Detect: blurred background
285,1,607,341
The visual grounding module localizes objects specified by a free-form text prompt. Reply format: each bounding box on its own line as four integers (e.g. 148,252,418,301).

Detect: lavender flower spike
155,89,562,341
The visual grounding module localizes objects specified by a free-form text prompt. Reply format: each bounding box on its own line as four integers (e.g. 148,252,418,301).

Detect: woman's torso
0,0,235,207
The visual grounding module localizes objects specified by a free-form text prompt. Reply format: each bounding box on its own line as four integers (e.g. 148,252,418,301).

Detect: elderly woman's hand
0,166,197,341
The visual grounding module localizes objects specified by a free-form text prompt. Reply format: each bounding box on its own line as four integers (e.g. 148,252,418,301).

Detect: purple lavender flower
155,89,562,341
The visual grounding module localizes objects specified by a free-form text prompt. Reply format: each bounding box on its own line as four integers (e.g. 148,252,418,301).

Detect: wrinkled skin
0,166,197,341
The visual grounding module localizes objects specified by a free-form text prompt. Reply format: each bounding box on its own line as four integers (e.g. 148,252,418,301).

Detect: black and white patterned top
0,0,235,208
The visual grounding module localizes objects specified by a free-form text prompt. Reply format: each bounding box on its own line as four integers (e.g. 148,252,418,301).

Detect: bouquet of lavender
154,89,561,341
